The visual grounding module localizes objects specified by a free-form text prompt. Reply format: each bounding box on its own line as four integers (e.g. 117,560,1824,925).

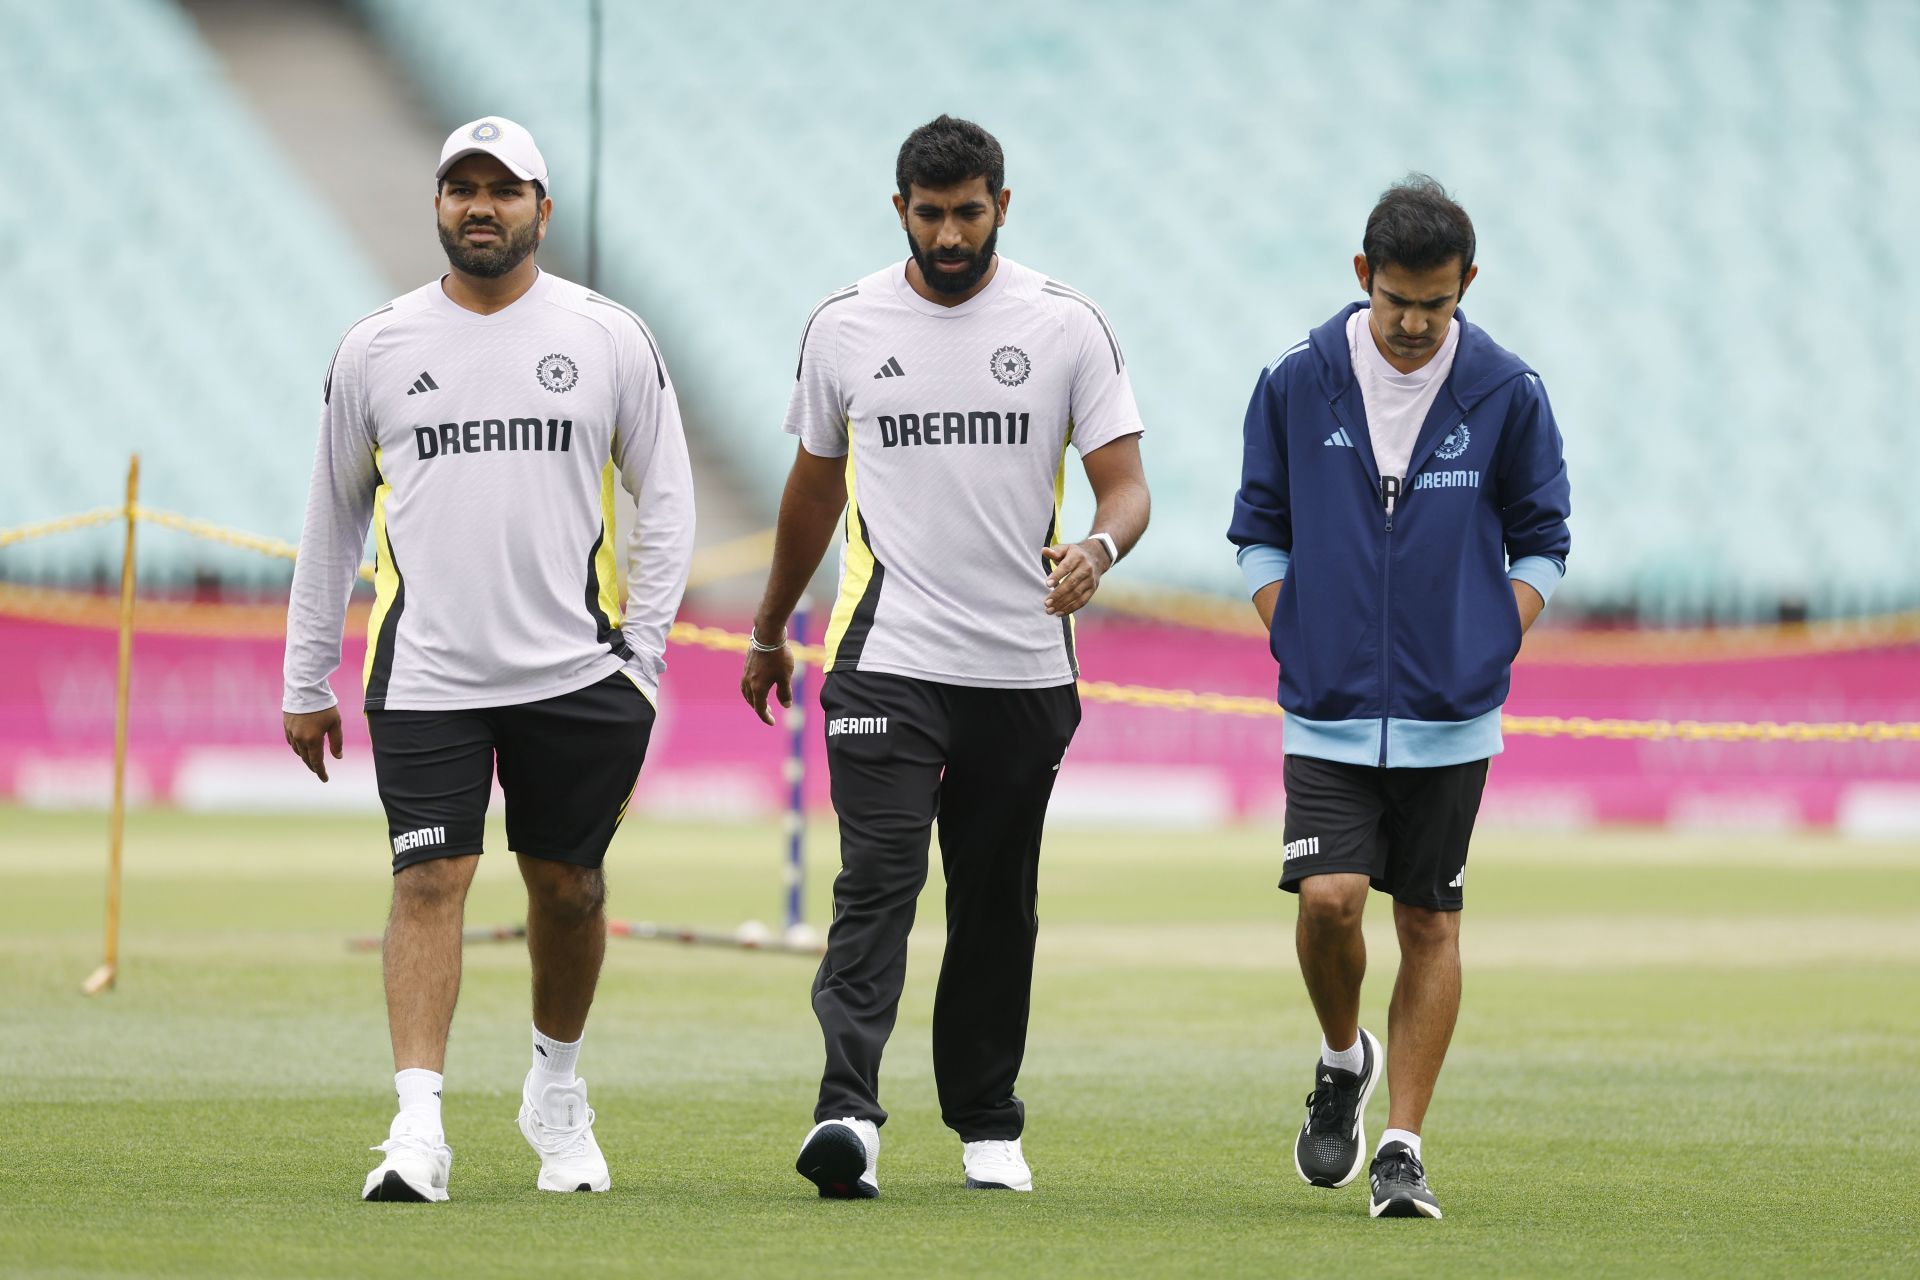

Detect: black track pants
810,670,1081,1140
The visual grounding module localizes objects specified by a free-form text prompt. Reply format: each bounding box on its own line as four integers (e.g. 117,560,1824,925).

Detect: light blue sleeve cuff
1236,543,1292,598
1508,555,1564,604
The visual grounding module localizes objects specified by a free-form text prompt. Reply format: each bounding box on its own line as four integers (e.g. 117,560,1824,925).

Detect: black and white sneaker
962,1138,1032,1191
1293,1027,1382,1188
1368,1141,1442,1218
361,1114,451,1202
796,1117,879,1199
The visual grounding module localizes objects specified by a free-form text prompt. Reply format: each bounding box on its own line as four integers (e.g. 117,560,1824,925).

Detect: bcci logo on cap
537,353,578,393
470,121,502,142
991,345,1031,387
1436,423,1470,461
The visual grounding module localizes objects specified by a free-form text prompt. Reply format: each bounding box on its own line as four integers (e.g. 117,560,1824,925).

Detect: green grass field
3,806,1917,1278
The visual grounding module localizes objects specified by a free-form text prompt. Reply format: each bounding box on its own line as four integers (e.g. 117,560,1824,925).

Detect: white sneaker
517,1072,610,1193
362,1114,451,1202
796,1117,879,1199
963,1138,1033,1191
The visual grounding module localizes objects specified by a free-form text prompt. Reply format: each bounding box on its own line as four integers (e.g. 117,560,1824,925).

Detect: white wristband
1088,531,1119,568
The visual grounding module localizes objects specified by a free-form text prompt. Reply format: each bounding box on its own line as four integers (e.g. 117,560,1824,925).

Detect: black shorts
367,671,656,873
1278,754,1489,911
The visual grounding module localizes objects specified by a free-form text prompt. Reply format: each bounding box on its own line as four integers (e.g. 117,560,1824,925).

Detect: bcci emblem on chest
537,353,579,393
990,345,1031,387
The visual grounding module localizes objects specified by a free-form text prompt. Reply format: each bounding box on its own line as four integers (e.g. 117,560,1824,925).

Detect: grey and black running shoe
1368,1141,1443,1218
1293,1027,1382,1187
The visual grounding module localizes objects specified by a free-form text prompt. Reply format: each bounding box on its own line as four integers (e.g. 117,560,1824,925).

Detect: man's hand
741,639,796,726
284,707,343,782
741,443,845,726
1042,539,1111,617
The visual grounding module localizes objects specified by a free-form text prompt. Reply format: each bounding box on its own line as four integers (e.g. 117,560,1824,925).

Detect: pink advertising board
0,606,1914,831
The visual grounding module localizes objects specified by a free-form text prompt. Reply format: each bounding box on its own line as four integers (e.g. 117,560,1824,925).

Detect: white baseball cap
436,116,549,188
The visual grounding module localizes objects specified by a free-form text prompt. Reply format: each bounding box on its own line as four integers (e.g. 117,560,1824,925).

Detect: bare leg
518,855,607,1042
1294,872,1371,1050
1384,902,1462,1134
385,854,481,1072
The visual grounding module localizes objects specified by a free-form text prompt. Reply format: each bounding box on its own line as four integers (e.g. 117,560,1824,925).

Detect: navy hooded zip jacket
1228,303,1571,767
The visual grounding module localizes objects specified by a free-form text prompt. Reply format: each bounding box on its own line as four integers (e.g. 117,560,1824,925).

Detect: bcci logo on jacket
537,353,578,393
1436,423,1470,460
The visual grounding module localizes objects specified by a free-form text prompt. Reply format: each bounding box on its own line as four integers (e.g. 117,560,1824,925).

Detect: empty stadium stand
349,0,1920,620
6,0,1916,621
0,0,389,585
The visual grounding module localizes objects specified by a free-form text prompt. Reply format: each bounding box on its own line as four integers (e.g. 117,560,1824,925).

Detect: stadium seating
6,1,1916,618
348,0,1920,620
0,0,388,586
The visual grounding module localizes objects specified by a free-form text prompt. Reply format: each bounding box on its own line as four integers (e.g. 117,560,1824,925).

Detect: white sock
1378,1128,1422,1160
532,1024,581,1084
1320,1033,1365,1075
394,1068,443,1132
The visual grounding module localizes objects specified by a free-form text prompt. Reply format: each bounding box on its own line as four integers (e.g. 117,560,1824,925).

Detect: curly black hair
896,115,1005,202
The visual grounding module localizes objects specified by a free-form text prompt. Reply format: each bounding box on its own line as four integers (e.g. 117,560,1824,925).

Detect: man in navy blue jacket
1228,176,1570,1220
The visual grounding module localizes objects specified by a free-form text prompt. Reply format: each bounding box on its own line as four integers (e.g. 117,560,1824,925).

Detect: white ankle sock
532,1024,581,1083
1320,1033,1365,1075
395,1068,443,1132
1378,1128,1422,1160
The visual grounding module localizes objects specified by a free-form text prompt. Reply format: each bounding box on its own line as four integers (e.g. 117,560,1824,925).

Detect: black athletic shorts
366,671,656,873
1278,754,1489,911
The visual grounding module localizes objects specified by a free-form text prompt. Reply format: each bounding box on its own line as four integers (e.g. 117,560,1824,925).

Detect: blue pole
782,603,809,936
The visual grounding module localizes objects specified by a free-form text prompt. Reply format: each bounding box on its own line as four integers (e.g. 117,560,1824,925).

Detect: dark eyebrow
1383,290,1454,308
913,201,987,215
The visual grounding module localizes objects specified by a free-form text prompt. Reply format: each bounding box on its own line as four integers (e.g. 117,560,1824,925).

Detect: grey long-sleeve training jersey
283,270,695,714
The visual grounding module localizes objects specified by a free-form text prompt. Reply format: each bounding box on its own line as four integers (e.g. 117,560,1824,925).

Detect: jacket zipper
1378,476,1398,766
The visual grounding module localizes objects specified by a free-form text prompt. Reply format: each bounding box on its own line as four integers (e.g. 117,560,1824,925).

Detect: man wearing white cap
282,117,695,1202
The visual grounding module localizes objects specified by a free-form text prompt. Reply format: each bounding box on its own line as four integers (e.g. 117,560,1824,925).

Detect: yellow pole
83,455,139,997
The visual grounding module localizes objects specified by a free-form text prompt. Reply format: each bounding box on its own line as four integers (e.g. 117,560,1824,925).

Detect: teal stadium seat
0,0,388,587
